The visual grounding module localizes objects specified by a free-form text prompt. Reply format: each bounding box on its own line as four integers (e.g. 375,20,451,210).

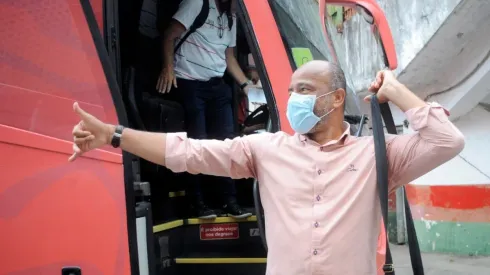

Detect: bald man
70,61,464,275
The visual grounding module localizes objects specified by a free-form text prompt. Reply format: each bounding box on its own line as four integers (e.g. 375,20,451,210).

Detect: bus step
174,255,266,275
153,215,266,258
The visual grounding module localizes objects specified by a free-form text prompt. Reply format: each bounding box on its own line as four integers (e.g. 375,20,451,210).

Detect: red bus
0,0,397,274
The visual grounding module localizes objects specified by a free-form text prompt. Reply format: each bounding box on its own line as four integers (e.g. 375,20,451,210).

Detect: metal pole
396,186,407,244
356,115,367,137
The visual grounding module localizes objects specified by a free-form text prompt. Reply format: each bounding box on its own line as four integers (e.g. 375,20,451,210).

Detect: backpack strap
174,0,209,51
370,96,425,275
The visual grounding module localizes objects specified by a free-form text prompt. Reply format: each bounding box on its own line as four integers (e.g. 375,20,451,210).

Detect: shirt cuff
404,102,450,131
165,132,189,172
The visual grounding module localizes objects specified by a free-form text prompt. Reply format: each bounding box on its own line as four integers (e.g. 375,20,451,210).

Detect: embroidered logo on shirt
347,164,357,172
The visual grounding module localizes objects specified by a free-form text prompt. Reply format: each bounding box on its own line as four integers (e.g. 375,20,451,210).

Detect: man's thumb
73,102,90,120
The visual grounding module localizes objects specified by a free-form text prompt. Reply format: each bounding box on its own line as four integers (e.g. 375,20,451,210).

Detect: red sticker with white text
199,223,239,240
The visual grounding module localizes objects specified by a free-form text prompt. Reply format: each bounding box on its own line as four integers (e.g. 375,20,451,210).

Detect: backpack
156,0,210,51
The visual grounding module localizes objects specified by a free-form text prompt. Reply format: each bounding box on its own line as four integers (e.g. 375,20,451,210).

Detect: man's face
288,68,334,120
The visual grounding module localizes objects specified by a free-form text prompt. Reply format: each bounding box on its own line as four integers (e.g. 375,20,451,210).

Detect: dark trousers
175,78,237,203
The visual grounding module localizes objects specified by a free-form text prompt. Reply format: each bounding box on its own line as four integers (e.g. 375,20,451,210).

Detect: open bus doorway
110,1,279,274
113,0,277,225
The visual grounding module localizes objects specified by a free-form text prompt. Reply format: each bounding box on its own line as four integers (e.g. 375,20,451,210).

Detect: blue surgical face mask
286,91,336,134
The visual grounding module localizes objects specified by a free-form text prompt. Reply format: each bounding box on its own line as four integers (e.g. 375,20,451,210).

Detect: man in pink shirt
70,61,464,275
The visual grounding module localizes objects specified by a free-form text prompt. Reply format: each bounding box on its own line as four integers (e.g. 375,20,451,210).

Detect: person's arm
161,21,185,72
226,47,248,85
112,128,259,179
382,81,465,191
70,102,260,179
157,0,202,93
163,0,203,67
225,16,249,86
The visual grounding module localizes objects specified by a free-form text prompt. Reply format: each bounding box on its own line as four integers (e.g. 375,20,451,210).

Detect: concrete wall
406,104,490,185
407,184,490,256
324,0,490,123
395,105,490,255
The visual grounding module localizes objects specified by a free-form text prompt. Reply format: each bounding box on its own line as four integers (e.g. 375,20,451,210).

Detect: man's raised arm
70,102,258,179
366,71,465,191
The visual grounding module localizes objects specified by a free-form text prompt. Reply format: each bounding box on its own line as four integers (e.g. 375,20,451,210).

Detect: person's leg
206,80,252,218
177,79,217,219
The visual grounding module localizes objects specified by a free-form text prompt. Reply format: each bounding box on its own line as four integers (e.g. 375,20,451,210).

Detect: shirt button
316,195,321,201
317,170,322,175
313,249,318,255
314,222,319,228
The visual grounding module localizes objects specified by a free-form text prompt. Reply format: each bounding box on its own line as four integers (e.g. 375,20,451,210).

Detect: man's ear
332,88,346,109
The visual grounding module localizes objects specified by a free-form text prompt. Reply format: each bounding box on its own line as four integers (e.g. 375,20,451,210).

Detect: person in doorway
158,0,253,219
69,61,464,275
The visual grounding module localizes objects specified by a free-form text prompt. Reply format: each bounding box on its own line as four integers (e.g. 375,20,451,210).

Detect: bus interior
114,1,276,274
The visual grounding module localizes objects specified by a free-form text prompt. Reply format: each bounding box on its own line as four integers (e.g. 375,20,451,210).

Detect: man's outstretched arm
70,102,258,179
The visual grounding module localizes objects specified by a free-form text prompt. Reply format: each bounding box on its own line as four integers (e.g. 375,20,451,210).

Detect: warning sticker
200,223,239,240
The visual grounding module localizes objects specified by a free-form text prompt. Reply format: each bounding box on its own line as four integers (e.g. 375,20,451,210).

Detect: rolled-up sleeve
386,102,465,191
165,133,260,179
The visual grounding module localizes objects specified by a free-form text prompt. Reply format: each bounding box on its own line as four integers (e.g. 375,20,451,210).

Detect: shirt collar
298,122,351,147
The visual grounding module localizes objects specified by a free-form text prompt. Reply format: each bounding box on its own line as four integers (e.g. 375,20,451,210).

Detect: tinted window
269,0,363,116
0,1,118,143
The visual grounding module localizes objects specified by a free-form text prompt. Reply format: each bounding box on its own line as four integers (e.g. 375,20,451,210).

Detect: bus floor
390,245,490,275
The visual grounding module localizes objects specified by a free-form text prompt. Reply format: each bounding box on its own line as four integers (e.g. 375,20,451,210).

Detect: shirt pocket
282,169,315,205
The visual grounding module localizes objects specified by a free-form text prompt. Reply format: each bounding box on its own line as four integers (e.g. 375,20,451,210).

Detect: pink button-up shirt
165,103,464,275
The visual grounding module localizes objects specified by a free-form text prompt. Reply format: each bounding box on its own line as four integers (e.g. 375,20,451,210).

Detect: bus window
0,0,118,145
268,0,363,116
318,1,396,93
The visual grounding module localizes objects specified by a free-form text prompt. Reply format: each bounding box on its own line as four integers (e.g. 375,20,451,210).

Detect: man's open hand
364,70,400,103
69,102,114,162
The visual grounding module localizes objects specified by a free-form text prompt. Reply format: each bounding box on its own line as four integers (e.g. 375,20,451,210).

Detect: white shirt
173,0,237,81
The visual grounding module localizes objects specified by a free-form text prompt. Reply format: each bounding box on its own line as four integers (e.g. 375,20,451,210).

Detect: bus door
250,0,422,274
318,1,423,274
0,0,138,274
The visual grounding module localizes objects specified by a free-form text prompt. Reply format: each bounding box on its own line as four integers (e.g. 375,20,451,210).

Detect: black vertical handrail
371,96,424,275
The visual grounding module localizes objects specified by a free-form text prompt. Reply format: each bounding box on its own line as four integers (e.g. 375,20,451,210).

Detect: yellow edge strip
153,216,258,233
175,258,267,264
153,220,184,233
168,190,186,198
186,216,257,225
